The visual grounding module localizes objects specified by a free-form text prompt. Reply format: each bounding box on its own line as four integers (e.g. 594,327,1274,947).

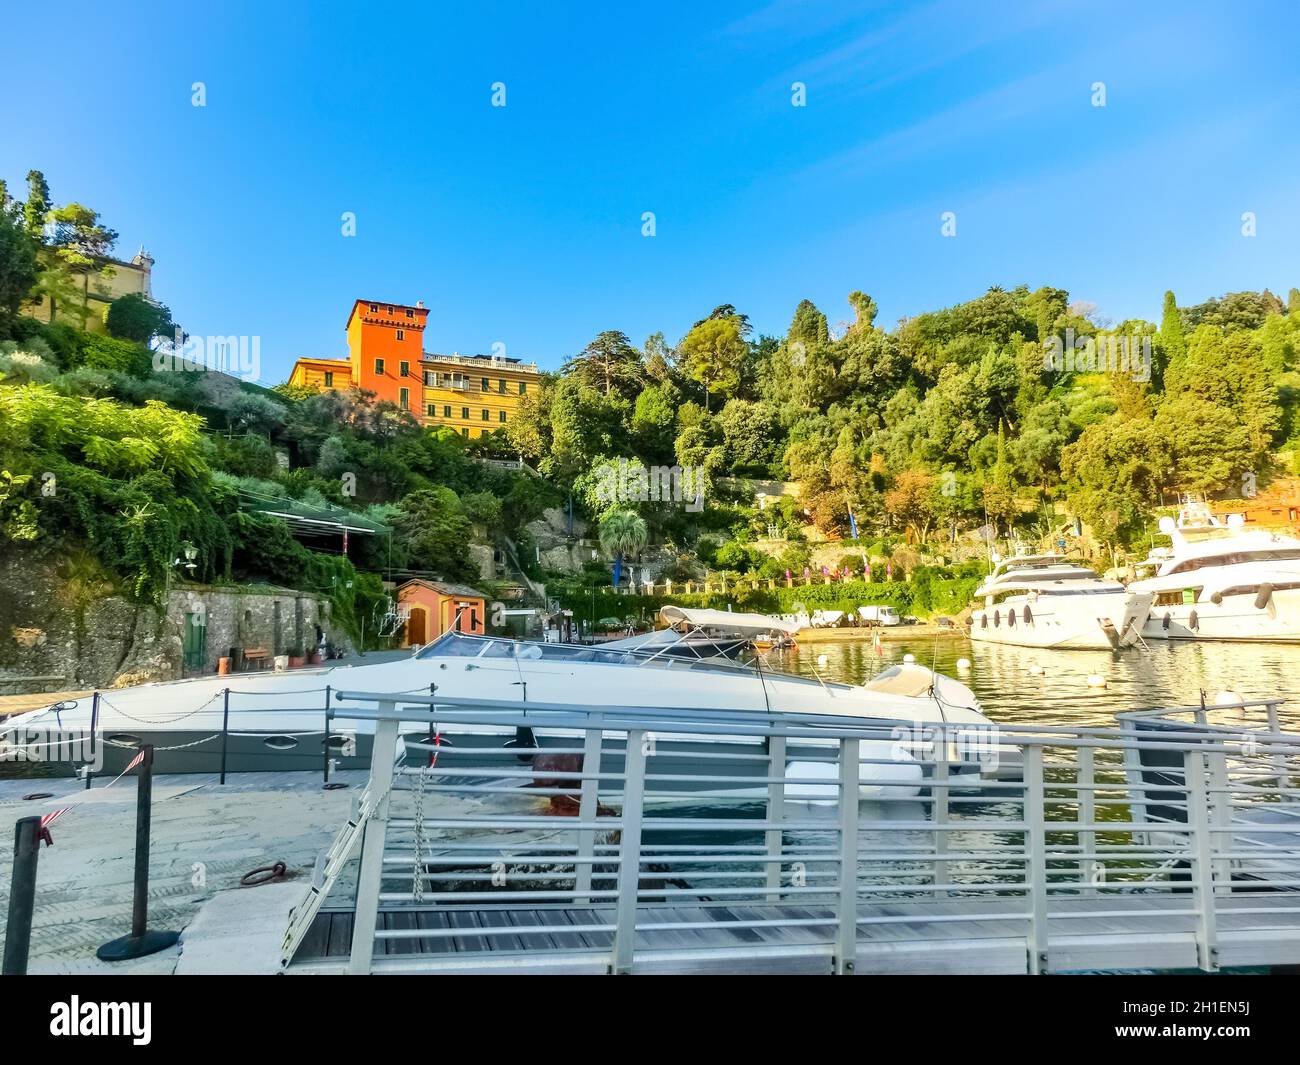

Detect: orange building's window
400,361,409,377
369,303,377,311
399,388,409,410
397,330,405,341
375,358,385,375
405,309,414,318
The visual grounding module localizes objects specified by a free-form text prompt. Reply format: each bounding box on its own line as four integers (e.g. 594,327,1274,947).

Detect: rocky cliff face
0,552,351,692
0,553,176,690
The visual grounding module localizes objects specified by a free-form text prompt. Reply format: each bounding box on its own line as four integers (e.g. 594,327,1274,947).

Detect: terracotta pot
288,655,306,669
307,651,323,665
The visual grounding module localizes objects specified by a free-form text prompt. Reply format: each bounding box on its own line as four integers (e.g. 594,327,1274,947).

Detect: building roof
421,351,539,372
345,299,429,330
399,578,487,599
293,356,351,368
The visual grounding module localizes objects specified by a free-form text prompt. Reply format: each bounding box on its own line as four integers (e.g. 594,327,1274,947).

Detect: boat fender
1255,583,1273,610
1188,610,1198,631
1210,591,1223,606
504,725,539,763
1162,612,1171,630
530,751,581,790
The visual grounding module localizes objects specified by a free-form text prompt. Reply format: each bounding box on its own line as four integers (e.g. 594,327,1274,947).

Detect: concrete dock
0,769,560,974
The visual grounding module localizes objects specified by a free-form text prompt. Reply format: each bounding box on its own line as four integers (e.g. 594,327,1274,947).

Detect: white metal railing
283,692,1300,974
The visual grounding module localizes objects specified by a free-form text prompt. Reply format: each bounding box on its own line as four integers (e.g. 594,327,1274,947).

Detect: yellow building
289,300,541,439
24,247,158,334
420,352,539,439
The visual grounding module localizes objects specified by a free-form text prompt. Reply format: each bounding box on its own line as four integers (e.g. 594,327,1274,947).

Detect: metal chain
411,762,427,904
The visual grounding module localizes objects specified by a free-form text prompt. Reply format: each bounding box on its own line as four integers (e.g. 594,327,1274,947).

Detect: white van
857,605,901,627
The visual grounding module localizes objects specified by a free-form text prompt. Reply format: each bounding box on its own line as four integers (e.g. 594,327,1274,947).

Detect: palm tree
599,509,648,588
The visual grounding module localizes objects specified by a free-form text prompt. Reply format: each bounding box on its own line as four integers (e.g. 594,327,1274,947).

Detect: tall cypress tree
23,170,50,238
1159,290,1185,378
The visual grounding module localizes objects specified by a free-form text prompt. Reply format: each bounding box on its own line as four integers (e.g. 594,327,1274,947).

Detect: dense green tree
105,292,173,342
598,508,648,586
391,487,476,581
563,330,642,397
677,315,746,410
0,195,39,324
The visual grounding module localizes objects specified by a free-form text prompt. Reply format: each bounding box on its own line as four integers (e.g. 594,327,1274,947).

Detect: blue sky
3,0,1298,382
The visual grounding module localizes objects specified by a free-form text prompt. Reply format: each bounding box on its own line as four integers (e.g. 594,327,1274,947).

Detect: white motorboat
600,606,799,659
1131,501,1300,643
968,553,1152,650
1,620,998,798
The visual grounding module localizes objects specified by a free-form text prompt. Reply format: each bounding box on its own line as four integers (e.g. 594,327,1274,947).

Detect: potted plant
307,645,323,666
287,644,307,669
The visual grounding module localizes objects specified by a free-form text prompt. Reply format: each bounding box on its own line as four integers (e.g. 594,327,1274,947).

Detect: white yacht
1131,501,1300,643
0,609,999,798
968,553,1152,650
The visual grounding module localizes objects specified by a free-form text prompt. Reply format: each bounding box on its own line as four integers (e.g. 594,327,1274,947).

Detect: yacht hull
2,719,994,801
0,636,995,790
1142,587,1300,643
969,592,1152,650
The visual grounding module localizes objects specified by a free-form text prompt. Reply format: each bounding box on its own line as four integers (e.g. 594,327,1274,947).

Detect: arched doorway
407,606,427,646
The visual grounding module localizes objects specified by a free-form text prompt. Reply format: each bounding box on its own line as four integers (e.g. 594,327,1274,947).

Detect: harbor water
776,636,1299,730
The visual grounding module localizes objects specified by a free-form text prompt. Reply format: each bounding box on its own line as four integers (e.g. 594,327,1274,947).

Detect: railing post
1185,749,1220,972
219,687,230,784
85,691,100,790
323,684,332,783
1266,701,1288,791
349,703,399,974
574,714,604,904
1024,745,1049,974
1077,747,1096,896
835,737,860,975
96,745,180,961
1208,751,1232,885
611,728,647,974
931,738,949,898
765,734,787,900
2,817,42,976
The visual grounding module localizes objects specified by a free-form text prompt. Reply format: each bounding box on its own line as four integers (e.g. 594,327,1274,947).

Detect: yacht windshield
414,631,855,688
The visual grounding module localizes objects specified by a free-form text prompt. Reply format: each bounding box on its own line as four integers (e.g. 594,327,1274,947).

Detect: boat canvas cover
659,606,800,635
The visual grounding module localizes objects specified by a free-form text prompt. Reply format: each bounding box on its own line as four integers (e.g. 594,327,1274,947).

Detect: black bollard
2,817,43,976
323,684,331,783
95,745,180,961
219,687,231,784
85,691,100,790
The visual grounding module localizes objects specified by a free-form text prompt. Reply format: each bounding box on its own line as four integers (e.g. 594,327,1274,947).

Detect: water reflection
775,636,1297,730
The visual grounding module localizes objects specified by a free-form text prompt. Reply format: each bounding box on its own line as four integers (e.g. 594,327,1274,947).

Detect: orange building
289,299,540,438
397,579,487,646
